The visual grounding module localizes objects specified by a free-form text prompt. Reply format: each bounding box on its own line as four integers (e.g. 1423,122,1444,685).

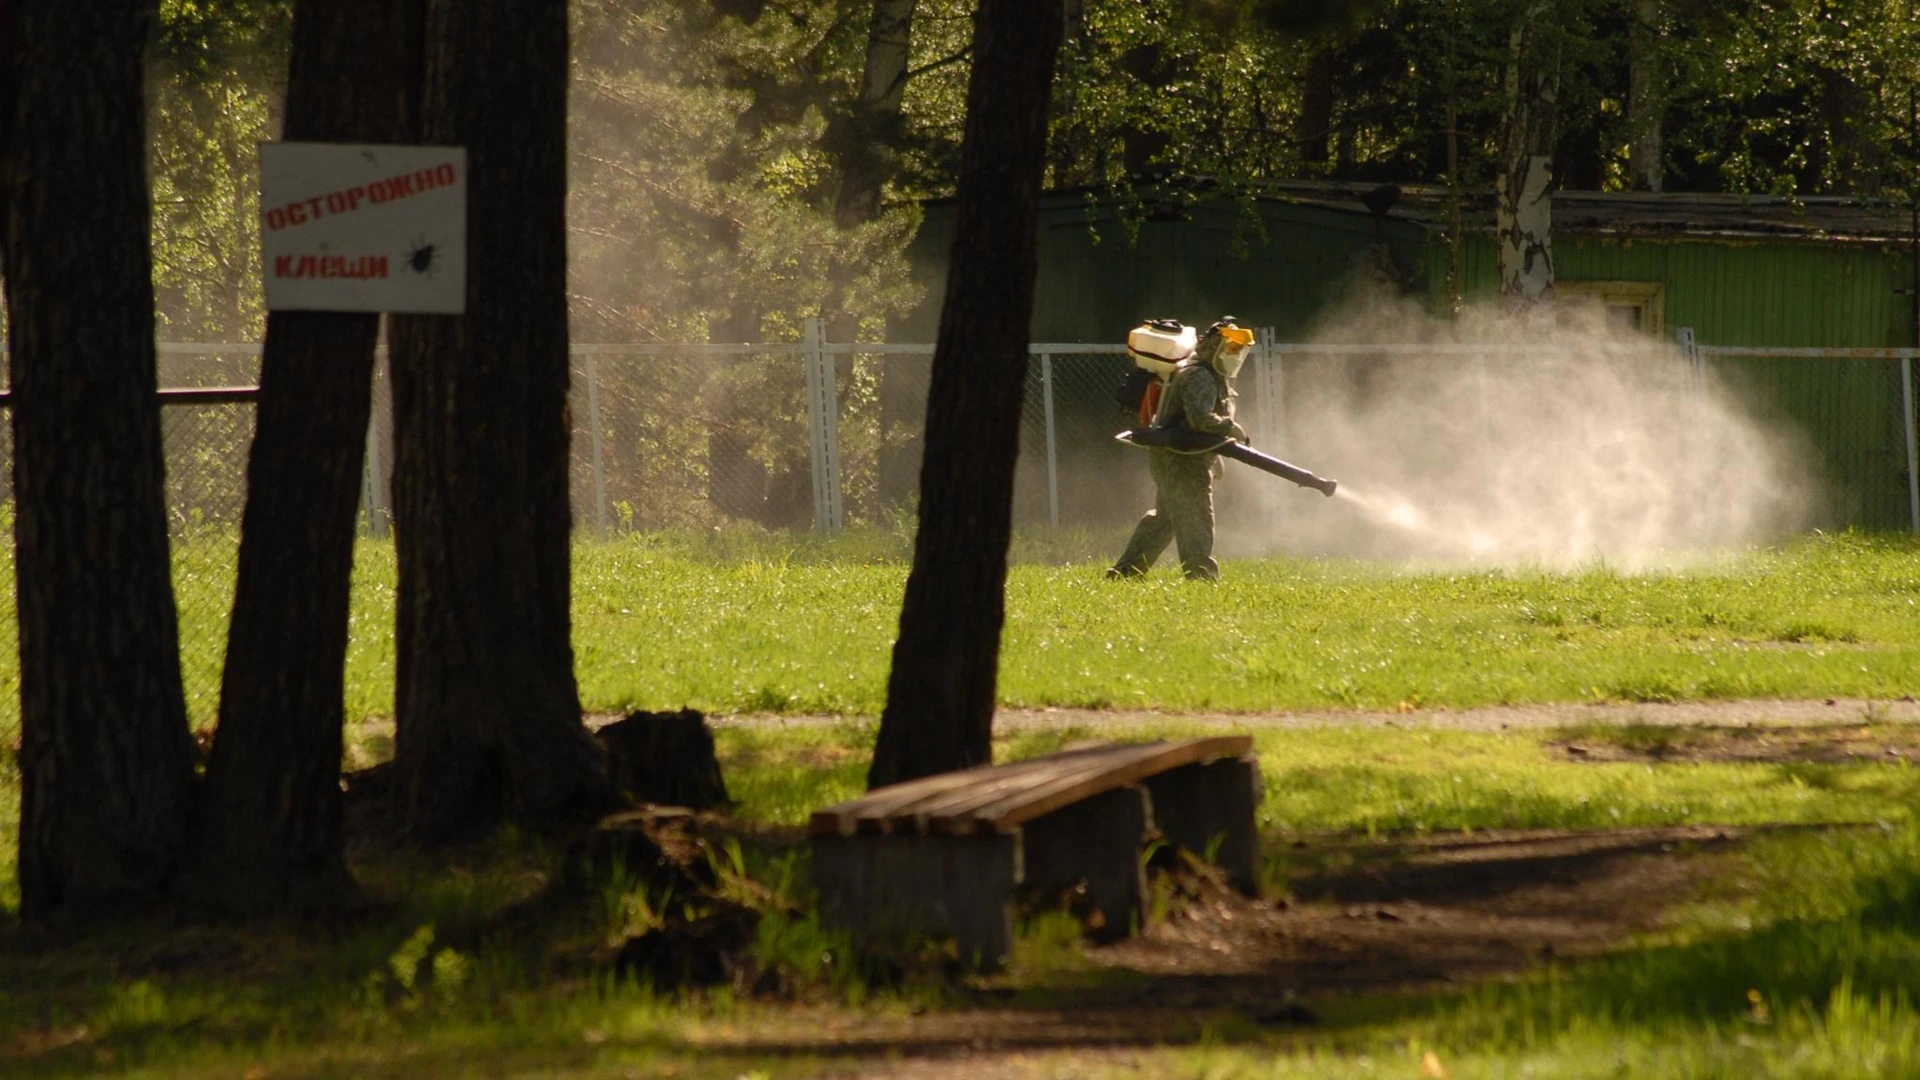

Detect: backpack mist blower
1116,427,1339,497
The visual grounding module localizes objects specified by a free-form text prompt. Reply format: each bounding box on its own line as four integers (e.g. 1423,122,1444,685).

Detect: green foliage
567,0,932,341
137,0,1920,346
1663,0,1920,198
150,1,288,341
1048,0,1313,187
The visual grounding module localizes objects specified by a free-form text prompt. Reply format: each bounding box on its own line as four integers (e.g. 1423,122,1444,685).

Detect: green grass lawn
4,531,1920,1076
4,720,1920,1077
718,720,1920,840
578,528,1920,716
8,526,1910,733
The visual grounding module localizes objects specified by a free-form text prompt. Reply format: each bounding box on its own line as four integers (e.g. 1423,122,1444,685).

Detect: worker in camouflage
1109,317,1251,581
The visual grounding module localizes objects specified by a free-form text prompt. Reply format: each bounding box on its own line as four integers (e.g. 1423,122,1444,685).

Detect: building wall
901,196,1427,343
1430,234,1918,529
897,194,1918,533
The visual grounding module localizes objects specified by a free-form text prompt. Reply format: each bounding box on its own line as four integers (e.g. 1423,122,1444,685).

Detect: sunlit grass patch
1,531,1919,1076
711,719,1920,840
3,529,1919,735
712,721,872,826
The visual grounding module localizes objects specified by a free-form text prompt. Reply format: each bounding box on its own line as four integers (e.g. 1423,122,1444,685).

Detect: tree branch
906,45,971,82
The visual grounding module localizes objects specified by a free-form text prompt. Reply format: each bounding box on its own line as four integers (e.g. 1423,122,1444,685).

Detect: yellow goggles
1218,326,1255,349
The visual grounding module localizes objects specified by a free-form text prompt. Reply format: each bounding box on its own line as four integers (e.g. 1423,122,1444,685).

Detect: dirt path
699,694,1920,733
682,697,1920,1077
701,824,1784,1078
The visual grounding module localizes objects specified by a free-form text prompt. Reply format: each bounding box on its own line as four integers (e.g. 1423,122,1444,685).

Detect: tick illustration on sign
404,236,439,277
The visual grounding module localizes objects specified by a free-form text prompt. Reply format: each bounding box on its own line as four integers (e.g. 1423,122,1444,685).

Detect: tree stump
596,709,731,811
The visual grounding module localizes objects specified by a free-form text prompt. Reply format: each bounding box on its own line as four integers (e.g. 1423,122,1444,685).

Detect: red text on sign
263,162,458,232
273,254,391,280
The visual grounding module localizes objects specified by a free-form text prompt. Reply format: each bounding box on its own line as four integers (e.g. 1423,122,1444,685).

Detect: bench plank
808,756,1068,836
807,736,1252,837
806,747,1116,836
809,735,1262,970
933,736,1252,833
914,744,1172,831
897,746,1147,829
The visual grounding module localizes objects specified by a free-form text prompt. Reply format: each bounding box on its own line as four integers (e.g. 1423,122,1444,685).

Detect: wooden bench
809,736,1260,969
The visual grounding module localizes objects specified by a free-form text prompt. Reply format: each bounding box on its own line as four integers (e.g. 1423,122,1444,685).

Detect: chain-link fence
2,330,1916,740
0,345,264,739
556,334,1166,537
0,331,1177,738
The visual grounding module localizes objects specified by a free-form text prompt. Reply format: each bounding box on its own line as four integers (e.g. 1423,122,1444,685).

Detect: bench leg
1019,785,1152,941
811,832,1020,971
1142,755,1262,895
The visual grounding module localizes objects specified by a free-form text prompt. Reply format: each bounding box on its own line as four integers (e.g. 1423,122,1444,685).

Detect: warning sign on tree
260,142,467,314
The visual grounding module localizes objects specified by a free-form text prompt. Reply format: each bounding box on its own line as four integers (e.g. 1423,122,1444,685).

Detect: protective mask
1212,325,1253,378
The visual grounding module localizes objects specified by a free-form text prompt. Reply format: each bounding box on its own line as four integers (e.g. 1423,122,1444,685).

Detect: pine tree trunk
833,0,917,494
387,0,612,842
834,0,915,234
1627,0,1663,192
189,0,421,913
1,0,198,923
1497,3,1559,308
867,0,1064,790
1300,47,1339,172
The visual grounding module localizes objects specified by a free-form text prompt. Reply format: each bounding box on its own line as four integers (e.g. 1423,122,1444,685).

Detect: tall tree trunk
1627,0,1663,192
387,0,612,842
867,0,1064,790
1300,47,1339,172
1497,2,1559,308
1820,67,1880,194
189,0,421,913
1,0,198,923
834,0,914,235
830,0,917,500
1119,43,1174,176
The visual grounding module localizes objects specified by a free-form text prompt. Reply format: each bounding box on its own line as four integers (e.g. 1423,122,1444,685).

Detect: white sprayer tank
1127,321,1196,375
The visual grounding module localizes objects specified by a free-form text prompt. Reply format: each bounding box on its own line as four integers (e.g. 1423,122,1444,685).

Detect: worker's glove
1228,421,1248,443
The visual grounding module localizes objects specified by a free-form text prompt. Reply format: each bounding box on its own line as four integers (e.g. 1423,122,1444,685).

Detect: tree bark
1300,47,1339,172
867,0,1064,790
2,0,198,923
387,0,612,842
830,0,917,494
189,0,421,914
1819,67,1880,195
834,0,915,234
1119,43,1174,177
1627,0,1663,192
1497,2,1559,308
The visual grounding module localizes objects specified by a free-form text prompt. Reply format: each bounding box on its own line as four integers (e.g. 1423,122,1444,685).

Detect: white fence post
1674,326,1703,508
803,317,842,533
1674,326,1704,394
1252,328,1282,526
586,351,609,537
1252,328,1281,451
1040,351,1059,529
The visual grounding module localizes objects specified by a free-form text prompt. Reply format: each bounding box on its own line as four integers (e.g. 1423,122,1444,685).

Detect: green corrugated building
898,184,1919,530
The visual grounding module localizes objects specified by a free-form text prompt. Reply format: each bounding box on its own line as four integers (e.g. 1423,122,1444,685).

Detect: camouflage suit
1111,359,1244,580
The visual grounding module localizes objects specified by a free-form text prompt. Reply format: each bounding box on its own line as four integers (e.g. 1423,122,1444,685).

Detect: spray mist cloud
1217,287,1820,567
